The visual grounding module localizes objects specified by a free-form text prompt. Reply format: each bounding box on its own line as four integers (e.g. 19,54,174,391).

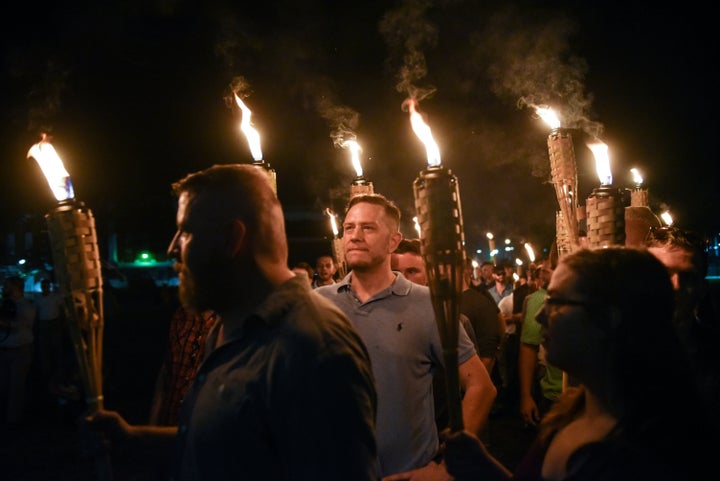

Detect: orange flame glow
407,100,441,167
27,136,75,201
234,93,263,161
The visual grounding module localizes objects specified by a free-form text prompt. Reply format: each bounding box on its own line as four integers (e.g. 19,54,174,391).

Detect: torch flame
234,93,263,161
587,142,612,186
27,136,75,201
524,242,536,262
408,99,441,167
660,211,674,226
630,167,643,186
536,106,561,130
342,139,363,177
325,208,339,237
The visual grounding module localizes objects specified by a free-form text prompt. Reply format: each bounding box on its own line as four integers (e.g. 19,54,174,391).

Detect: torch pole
413,165,466,432
46,200,112,481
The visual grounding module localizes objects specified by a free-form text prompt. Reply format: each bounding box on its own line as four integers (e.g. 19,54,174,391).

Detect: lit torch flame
524,242,536,262
27,135,75,201
536,106,561,130
588,142,612,186
342,139,363,177
234,93,263,161
325,208,339,237
407,99,441,167
413,216,421,237
630,167,643,187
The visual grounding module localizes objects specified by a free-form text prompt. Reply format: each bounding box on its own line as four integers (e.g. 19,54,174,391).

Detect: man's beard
179,256,246,313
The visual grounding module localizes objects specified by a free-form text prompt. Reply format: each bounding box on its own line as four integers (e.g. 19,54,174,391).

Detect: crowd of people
2,162,718,481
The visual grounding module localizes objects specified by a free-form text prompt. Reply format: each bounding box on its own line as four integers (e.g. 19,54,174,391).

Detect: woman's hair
539,247,711,472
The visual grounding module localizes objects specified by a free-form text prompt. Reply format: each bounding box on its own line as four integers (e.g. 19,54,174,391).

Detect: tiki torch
536,106,580,255
407,99,466,432
325,208,347,278
234,93,277,193
625,167,660,247
27,135,112,480
342,138,374,197
586,142,626,248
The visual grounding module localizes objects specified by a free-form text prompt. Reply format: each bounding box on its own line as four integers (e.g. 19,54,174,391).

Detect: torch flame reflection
407,99,441,167
27,135,75,201
234,93,263,161
588,142,612,186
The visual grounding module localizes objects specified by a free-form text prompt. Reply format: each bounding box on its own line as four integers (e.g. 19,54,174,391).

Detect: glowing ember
234,93,263,161
407,99,441,167
27,135,75,201
341,139,363,177
536,106,561,130
587,142,612,186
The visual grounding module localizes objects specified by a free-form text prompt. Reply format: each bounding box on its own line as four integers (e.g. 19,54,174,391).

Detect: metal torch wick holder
46,199,105,412
413,165,466,432
251,160,277,194
350,176,374,197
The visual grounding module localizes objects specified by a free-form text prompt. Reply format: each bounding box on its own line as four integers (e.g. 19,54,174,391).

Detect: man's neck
350,267,397,303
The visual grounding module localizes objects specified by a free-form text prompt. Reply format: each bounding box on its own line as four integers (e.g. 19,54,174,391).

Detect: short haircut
645,226,708,276
346,193,401,230
394,238,422,256
172,164,287,264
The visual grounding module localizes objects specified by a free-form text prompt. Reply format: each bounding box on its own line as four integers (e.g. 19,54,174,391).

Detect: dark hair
172,164,287,263
345,193,401,229
645,225,708,276
543,247,709,472
394,238,422,256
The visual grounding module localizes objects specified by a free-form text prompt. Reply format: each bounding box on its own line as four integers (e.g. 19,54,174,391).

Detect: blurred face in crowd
391,251,427,285
480,264,494,286
537,260,554,291
315,256,337,284
343,202,401,273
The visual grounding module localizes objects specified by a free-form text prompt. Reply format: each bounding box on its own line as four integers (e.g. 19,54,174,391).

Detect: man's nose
669,272,681,291
167,232,180,258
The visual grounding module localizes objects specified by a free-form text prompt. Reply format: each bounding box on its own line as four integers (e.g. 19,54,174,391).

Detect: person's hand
519,395,540,426
381,460,452,481
82,409,134,445
443,429,511,481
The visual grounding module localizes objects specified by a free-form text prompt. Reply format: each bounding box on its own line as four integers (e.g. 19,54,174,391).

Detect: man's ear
388,231,403,254
226,220,248,257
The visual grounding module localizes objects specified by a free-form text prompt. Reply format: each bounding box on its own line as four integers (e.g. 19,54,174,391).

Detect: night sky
2,1,717,265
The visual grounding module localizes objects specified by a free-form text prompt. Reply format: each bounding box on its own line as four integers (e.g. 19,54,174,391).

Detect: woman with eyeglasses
439,247,714,481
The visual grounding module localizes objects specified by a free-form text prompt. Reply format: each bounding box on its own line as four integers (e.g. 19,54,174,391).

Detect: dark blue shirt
174,276,378,481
